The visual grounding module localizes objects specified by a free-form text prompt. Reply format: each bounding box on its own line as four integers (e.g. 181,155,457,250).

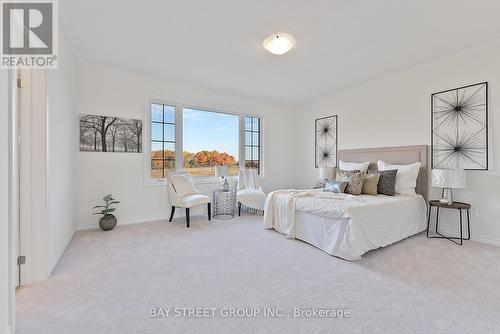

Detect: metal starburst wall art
431,82,488,170
315,115,338,168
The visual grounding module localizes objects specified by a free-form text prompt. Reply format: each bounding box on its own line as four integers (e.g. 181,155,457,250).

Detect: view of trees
80,114,142,153
151,149,239,177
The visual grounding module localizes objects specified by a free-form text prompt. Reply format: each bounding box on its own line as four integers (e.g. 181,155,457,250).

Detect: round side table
213,189,236,219
426,200,471,245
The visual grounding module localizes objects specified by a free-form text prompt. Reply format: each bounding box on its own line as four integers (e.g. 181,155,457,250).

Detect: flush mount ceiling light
262,33,296,55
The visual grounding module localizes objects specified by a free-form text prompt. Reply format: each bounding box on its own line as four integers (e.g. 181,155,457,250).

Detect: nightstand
426,200,471,245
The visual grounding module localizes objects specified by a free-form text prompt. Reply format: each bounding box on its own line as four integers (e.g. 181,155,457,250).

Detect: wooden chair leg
238,202,242,217
185,208,190,228
169,206,175,222
207,203,211,221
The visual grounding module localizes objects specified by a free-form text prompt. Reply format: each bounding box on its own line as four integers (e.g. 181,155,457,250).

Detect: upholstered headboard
337,145,429,201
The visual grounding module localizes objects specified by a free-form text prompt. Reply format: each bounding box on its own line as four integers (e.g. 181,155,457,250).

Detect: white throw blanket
263,190,351,239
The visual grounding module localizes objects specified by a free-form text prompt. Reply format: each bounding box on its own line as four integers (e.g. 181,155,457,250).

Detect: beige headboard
337,145,429,201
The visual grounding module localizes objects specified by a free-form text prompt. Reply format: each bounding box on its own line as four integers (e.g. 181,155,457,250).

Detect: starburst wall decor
431,82,488,170
315,115,338,168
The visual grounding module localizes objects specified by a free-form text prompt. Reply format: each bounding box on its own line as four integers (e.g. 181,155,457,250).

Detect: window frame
144,95,263,185
244,116,261,172
150,104,176,179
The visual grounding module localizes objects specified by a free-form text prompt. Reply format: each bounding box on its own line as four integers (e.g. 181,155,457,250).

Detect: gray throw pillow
376,169,398,196
323,180,348,193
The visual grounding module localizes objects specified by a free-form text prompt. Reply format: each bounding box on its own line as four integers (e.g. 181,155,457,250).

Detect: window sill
144,176,238,187
144,175,264,187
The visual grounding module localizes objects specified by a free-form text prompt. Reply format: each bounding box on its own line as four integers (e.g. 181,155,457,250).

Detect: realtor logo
1,0,58,68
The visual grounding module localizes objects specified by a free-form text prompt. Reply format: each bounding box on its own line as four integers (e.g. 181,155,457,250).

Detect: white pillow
377,160,421,195
169,173,200,197
339,160,370,174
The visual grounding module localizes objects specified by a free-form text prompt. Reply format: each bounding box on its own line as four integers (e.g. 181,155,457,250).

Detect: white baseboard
77,215,169,231
77,212,210,231
437,227,500,247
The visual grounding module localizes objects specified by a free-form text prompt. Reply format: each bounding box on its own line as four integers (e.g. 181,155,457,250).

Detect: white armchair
236,169,266,216
167,171,211,228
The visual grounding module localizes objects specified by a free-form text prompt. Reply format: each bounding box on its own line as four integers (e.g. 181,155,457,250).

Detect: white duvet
264,189,427,260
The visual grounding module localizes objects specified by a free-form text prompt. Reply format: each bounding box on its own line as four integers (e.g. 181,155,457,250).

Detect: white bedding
263,189,427,260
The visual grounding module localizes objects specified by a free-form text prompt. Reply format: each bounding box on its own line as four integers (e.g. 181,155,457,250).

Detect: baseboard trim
77,213,210,231
437,227,500,247
77,215,169,231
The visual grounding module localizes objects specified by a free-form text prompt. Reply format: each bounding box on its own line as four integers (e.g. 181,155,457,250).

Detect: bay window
146,99,261,183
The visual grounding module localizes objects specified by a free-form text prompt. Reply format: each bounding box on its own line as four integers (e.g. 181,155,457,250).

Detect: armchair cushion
168,172,199,198
238,169,261,190
179,194,211,208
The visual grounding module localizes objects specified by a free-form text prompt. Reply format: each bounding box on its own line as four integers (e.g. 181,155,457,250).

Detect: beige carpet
16,215,500,334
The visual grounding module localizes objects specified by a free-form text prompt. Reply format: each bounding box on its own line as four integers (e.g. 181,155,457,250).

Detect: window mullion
239,115,245,172
161,105,165,178
175,106,183,172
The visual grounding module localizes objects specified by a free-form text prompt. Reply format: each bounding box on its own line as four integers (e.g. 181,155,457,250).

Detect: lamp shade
215,165,229,177
431,169,466,188
318,167,334,180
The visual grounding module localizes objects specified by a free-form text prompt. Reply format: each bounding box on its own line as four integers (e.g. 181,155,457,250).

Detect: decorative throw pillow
336,169,364,195
362,173,380,196
323,180,348,193
376,169,398,196
169,173,199,197
377,161,421,195
339,160,370,174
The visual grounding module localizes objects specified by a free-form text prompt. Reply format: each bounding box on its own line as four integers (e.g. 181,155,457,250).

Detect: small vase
99,214,117,231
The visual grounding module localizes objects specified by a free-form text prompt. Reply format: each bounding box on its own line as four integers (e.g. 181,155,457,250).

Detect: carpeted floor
16,215,500,334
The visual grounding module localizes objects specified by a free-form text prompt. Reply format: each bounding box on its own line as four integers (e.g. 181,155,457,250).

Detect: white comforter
264,189,427,259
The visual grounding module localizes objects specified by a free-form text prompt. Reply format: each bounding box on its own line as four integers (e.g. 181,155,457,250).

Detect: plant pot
99,214,117,231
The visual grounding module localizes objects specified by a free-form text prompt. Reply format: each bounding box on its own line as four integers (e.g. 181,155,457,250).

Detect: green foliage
93,194,120,216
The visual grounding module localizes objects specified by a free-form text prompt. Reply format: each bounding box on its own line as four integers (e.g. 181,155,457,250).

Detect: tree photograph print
80,114,142,153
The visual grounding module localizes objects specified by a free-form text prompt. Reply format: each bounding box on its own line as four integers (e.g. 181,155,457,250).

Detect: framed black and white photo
315,115,338,168
80,114,143,153
431,82,488,170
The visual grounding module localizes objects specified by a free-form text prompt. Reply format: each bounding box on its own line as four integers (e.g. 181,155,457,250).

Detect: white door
13,68,29,287
13,68,49,286
12,69,21,288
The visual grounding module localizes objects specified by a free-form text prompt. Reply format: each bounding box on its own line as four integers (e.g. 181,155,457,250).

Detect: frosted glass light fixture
263,33,296,55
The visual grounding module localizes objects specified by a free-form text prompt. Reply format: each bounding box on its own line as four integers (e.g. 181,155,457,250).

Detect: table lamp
318,167,334,181
431,169,466,205
313,167,334,189
215,165,230,190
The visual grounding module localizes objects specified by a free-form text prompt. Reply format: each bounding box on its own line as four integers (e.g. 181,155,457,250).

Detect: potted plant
93,194,120,231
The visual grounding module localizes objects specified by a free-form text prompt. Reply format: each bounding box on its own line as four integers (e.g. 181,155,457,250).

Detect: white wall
46,34,78,274
294,39,500,245
75,63,295,229
0,71,13,334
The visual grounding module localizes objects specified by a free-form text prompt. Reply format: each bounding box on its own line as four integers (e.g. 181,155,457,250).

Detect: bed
264,145,429,260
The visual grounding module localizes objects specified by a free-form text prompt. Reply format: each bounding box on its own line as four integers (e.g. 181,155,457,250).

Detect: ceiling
62,0,500,107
